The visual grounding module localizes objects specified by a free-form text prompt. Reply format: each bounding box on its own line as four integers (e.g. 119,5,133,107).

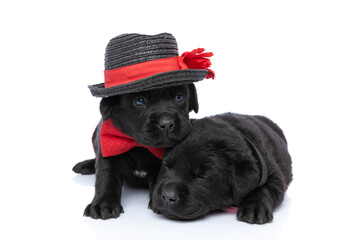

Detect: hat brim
88,69,209,97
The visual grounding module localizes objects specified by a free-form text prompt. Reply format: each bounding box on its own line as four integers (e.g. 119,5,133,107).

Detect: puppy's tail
72,158,96,175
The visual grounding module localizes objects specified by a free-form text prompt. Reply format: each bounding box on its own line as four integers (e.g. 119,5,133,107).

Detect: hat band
104,56,189,88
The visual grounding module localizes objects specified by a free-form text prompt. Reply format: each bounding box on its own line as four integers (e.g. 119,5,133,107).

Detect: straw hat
88,33,214,97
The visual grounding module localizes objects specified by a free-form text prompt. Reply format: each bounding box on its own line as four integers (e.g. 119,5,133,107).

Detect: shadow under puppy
151,113,292,224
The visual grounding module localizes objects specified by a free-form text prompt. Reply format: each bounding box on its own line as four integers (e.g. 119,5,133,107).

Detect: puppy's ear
99,96,117,121
188,83,199,113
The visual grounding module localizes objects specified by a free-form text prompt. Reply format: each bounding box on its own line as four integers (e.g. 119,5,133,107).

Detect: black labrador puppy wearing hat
72,33,215,220
151,113,292,224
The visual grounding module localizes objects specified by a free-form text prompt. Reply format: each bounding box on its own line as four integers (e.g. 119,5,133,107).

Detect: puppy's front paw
237,202,273,224
84,201,124,220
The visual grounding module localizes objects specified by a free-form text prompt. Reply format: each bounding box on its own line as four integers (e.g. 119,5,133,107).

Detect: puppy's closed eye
192,167,207,179
162,162,171,168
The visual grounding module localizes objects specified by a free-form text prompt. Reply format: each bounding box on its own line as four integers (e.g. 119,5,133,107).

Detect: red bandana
100,119,165,159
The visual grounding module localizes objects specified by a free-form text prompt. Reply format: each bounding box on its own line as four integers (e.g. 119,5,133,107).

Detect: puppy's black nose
161,182,181,205
157,114,175,132
162,190,178,205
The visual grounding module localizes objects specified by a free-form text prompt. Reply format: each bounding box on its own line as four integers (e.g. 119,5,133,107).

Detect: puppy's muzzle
160,182,184,206
154,113,176,133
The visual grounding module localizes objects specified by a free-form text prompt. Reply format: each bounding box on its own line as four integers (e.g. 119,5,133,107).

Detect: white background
1,1,359,239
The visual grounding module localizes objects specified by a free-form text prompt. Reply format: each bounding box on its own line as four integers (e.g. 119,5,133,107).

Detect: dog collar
100,118,165,159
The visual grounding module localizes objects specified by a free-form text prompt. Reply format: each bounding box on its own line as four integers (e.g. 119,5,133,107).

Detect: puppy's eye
175,94,184,102
134,97,146,107
193,168,205,179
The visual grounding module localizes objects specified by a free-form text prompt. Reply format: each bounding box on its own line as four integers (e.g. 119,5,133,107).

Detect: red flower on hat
181,48,215,79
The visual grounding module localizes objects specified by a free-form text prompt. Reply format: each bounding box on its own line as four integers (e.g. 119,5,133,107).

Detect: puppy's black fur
151,113,292,224
73,84,199,219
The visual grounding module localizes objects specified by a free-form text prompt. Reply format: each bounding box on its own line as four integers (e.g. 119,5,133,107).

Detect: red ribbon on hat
104,48,215,88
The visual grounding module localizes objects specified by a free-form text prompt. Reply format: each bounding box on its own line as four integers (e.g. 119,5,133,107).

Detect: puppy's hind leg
236,173,287,224
72,159,96,175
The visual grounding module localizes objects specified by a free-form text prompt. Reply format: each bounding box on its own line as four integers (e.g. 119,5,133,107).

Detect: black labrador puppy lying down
151,113,292,224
